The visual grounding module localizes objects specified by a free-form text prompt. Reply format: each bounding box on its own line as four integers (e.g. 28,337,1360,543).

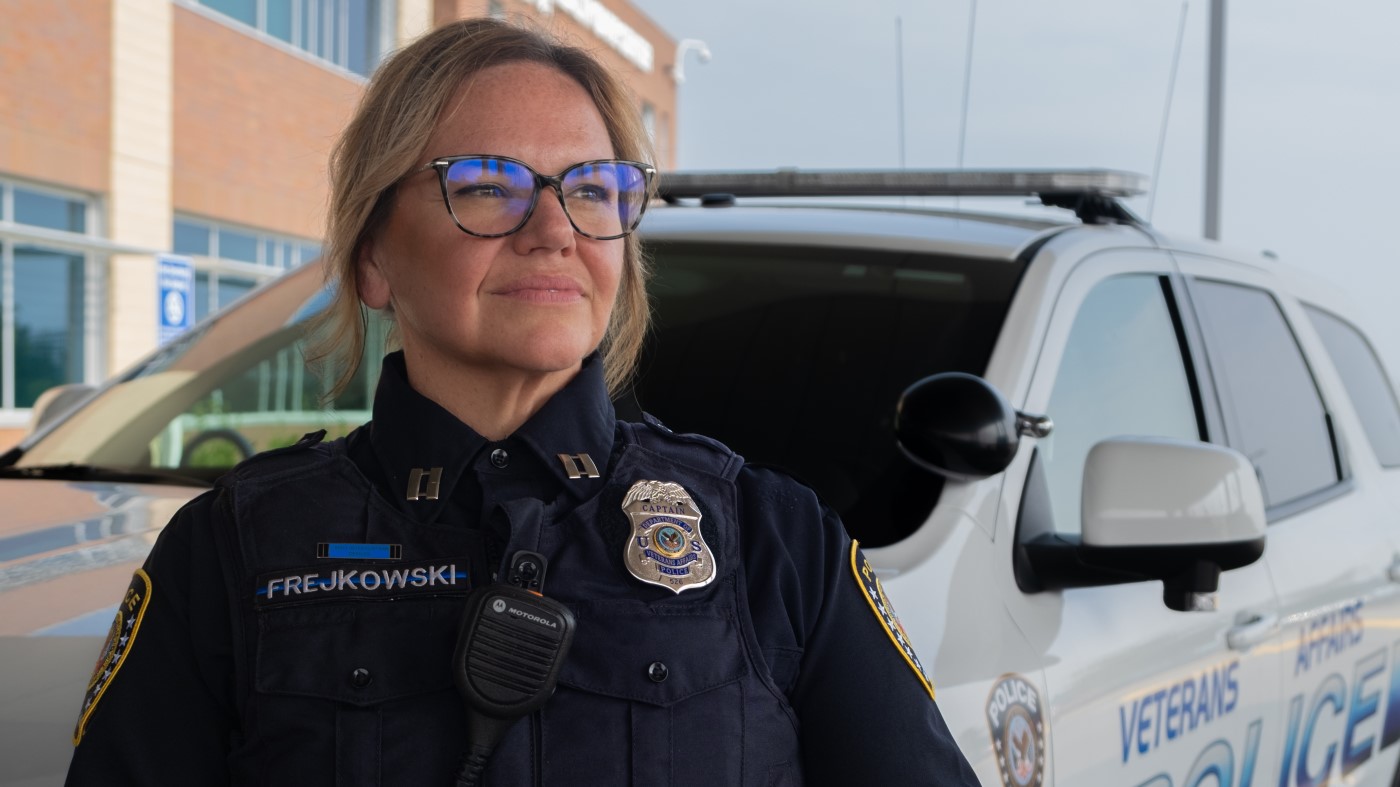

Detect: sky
632,0,1400,369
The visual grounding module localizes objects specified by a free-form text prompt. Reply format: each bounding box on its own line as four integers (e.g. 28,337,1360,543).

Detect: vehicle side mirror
27,384,97,436
895,373,1025,480
1083,436,1266,609
1019,436,1266,611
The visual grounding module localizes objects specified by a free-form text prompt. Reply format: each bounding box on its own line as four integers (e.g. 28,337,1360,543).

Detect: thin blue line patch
317,542,402,560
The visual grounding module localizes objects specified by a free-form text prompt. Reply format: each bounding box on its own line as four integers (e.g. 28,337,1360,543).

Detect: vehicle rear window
635,242,1023,546
1190,279,1341,512
1304,305,1400,467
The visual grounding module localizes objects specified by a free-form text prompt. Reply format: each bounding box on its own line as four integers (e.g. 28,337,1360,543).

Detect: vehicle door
1001,248,1284,786
1178,257,1400,787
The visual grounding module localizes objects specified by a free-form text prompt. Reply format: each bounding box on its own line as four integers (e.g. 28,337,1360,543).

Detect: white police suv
5,169,1400,787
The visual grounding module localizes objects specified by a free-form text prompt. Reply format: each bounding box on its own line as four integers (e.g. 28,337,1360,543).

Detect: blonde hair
309,18,655,399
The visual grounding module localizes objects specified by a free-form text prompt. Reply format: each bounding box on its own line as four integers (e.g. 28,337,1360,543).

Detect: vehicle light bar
657,168,1148,200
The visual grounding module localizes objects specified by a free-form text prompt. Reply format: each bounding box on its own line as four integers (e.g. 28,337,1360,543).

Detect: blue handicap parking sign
158,255,194,344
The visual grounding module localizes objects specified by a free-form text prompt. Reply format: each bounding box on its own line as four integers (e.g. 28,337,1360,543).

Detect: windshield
14,263,385,482
15,242,1021,544
635,242,1020,546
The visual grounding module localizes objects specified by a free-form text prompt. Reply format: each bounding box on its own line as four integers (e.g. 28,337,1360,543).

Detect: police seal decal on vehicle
987,674,1046,787
73,569,152,745
850,541,935,700
622,480,716,593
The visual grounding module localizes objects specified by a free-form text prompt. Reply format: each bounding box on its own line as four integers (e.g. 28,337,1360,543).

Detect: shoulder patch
73,569,152,745
850,541,934,701
986,674,1046,787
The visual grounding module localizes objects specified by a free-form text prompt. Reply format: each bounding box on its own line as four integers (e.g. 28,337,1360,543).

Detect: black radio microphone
451,551,576,787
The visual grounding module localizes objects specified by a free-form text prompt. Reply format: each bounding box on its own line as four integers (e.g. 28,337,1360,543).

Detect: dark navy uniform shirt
65,352,979,786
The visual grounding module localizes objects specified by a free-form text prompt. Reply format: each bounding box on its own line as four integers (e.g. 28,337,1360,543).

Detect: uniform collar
511,355,617,501
368,351,617,521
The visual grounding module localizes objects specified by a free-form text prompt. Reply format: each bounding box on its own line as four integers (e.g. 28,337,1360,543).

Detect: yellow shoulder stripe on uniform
73,568,153,745
850,540,935,701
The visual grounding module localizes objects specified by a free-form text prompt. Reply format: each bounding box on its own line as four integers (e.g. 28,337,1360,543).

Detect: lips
491,275,586,303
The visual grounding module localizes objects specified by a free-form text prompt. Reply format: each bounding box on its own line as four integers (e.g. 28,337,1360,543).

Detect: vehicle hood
0,478,203,636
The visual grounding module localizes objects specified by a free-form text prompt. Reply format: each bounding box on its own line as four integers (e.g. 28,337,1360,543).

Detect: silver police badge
622,480,715,593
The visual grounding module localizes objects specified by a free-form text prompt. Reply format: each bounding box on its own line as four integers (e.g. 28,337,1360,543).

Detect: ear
357,239,392,310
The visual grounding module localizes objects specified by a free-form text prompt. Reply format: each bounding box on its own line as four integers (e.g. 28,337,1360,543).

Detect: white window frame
172,214,321,319
0,177,109,425
174,0,393,78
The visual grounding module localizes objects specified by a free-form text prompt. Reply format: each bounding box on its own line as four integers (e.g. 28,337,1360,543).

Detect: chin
494,339,596,376
422,319,603,379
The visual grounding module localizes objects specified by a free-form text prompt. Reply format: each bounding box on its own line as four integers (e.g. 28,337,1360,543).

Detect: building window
0,179,102,414
204,0,257,27
188,0,391,77
14,189,87,234
12,249,86,408
218,228,259,263
641,101,656,144
173,215,321,322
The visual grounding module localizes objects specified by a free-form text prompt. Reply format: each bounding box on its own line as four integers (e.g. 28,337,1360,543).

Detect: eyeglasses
425,155,656,240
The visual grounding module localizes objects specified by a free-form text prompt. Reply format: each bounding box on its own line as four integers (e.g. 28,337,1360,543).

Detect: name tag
254,558,473,606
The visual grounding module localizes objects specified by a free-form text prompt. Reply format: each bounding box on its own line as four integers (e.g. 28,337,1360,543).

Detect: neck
400,347,580,441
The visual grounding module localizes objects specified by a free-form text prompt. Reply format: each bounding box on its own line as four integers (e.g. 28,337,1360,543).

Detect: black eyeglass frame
425,154,657,240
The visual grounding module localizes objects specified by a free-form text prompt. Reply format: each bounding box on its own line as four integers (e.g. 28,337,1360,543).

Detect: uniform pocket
256,599,459,703
545,601,749,787
251,599,467,787
558,602,747,704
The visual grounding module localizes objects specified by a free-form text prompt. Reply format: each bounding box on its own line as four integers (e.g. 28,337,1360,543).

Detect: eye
567,182,616,204
453,182,511,200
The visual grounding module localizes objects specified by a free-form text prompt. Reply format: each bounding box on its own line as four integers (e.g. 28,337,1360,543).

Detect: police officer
65,18,979,786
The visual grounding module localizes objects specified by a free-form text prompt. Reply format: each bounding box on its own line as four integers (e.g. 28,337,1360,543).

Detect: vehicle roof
1153,228,1365,316
640,201,1067,262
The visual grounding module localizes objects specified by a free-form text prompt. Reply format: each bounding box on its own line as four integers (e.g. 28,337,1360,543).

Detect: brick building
0,0,678,447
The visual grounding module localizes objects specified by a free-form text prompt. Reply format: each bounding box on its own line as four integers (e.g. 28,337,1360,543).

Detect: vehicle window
18,240,1023,532
635,242,1022,547
1191,279,1339,510
1304,304,1400,467
16,269,385,480
147,315,387,471
1039,275,1201,536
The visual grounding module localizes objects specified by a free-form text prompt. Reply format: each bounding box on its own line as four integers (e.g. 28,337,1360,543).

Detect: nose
511,185,576,255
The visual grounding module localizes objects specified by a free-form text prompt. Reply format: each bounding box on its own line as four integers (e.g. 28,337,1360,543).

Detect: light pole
1204,0,1225,240
672,39,712,84
957,0,978,170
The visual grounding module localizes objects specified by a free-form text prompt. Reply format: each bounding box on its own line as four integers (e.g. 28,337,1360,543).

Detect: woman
66,18,978,786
